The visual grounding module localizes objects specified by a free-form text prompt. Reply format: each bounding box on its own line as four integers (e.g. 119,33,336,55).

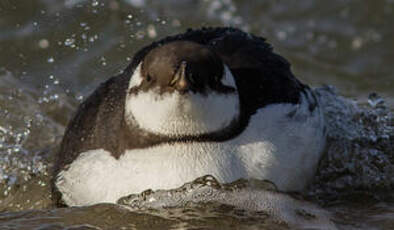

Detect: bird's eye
146,75,152,82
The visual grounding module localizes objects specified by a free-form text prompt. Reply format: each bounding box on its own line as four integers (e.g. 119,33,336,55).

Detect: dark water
0,0,393,229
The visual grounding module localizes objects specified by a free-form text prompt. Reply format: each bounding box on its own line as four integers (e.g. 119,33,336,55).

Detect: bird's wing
55,73,129,172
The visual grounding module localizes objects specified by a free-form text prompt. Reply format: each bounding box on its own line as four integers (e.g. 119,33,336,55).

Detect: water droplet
276,31,287,41
351,37,363,50
50,94,59,100
38,39,49,49
64,38,75,46
47,57,55,63
92,0,99,7
147,24,157,38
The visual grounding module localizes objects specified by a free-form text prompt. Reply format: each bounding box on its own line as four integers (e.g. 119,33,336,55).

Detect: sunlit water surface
0,0,393,229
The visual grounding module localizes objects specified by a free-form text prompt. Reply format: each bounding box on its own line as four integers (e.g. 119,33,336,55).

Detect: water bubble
276,31,287,41
147,25,157,38
64,38,75,46
100,57,107,66
351,37,363,50
38,39,49,49
89,34,98,43
50,94,59,100
92,0,99,7
47,57,55,63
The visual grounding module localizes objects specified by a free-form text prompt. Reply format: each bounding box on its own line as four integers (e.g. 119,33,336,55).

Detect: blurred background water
0,0,393,229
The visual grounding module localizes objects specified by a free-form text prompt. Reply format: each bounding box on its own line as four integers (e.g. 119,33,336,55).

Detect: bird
52,27,326,206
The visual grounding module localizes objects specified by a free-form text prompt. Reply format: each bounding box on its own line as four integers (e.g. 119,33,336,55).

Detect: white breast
56,92,325,206
124,65,240,136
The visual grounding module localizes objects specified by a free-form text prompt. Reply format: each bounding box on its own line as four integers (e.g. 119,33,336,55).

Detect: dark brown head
131,41,236,95
125,41,240,137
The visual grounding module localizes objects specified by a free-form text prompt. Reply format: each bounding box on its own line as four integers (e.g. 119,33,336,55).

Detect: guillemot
53,27,326,206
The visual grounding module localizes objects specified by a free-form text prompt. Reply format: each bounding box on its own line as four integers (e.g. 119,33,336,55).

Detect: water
0,0,393,229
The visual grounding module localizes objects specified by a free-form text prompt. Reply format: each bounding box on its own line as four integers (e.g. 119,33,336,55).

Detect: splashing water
310,86,394,202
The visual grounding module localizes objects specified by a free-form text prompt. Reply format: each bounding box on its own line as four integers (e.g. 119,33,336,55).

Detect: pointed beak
171,61,190,93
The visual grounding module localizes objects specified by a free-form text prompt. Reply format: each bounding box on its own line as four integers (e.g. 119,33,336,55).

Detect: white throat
124,64,240,136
